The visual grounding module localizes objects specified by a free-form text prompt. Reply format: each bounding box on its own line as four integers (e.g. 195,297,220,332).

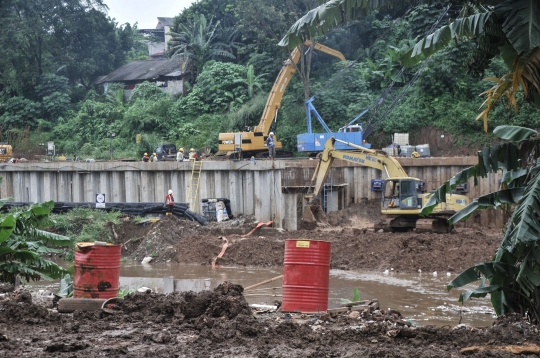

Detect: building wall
164,25,172,49
148,41,165,56
161,79,184,96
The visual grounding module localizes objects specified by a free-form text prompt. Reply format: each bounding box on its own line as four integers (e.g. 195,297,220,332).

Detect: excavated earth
111,201,502,274
0,200,515,357
1,284,540,357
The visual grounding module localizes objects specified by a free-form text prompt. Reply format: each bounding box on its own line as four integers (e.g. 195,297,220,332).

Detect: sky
103,0,198,29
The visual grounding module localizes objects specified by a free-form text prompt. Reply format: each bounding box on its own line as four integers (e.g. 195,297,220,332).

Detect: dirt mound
327,199,381,228
170,228,501,273
123,216,213,263
0,291,51,324
2,286,540,356
114,282,251,322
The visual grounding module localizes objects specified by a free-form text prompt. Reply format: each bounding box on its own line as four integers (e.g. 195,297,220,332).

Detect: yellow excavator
218,41,345,157
307,137,469,233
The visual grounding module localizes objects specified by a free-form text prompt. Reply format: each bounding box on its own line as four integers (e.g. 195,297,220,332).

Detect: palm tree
278,0,540,131
169,14,237,82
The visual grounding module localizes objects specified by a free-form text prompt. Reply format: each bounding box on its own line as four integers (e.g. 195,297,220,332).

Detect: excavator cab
382,178,424,210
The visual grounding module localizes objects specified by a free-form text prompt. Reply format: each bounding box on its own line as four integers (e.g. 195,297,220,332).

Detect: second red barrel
73,242,121,299
282,239,331,313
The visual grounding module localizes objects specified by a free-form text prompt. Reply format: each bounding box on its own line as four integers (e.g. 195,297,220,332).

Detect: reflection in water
118,263,495,327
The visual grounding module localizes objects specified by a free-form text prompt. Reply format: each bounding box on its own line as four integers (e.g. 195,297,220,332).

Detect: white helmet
269,132,274,135
168,189,173,194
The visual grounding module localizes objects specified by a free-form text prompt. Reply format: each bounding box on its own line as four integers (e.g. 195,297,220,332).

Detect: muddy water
120,263,495,327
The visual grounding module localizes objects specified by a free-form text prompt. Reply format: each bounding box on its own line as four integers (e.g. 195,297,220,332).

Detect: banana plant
421,125,540,323
233,65,266,98
0,200,72,284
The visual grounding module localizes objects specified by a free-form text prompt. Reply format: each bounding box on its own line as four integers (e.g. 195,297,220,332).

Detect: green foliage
118,287,136,298
0,96,42,129
421,126,540,323
52,208,121,261
0,201,72,284
340,287,361,304
194,61,250,112
1,0,540,158
169,14,237,82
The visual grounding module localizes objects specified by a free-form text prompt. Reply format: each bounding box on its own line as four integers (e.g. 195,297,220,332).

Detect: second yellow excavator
307,137,469,233
218,42,345,157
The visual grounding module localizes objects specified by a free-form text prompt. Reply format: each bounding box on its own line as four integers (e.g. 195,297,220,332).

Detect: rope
365,5,452,131
310,5,452,133
311,10,411,99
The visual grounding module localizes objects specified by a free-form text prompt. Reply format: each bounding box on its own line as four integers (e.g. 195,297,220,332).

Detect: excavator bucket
303,201,329,226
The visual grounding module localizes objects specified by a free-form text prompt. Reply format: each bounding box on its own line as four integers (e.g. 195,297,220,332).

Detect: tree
0,200,72,284
169,14,237,82
53,7,127,89
0,0,111,96
277,0,540,131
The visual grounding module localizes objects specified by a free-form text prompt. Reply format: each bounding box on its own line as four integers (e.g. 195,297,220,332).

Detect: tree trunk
291,42,315,100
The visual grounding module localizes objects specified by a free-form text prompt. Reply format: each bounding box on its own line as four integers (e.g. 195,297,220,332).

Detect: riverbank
1,284,538,357
113,214,502,275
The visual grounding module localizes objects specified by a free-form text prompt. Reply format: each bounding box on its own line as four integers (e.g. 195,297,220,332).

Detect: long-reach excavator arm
255,42,345,134
218,42,345,156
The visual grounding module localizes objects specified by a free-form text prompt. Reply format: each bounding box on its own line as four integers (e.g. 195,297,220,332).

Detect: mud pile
171,228,501,273
0,291,51,325
113,282,252,322
2,287,540,357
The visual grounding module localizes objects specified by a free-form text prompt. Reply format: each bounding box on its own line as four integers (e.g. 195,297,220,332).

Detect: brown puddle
119,263,495,327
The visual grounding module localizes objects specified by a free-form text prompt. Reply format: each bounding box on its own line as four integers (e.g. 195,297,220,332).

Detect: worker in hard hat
176,148,184,162
151,153,158,162
266,132,276,159
164,189,174,215
142,152,150,162
188,148,197,161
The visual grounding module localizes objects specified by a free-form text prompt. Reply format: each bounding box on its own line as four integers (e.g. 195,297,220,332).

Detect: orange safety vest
166,194,174,206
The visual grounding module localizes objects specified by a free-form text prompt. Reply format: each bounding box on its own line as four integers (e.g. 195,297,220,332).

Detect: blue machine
297,96,371,152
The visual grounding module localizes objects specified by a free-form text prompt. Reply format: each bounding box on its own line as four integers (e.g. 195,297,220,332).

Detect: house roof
94,58,185,84
157,17,174,28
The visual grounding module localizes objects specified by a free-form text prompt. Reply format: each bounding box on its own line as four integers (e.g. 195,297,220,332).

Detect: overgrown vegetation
0,200,72,284
51,208,121,260
421,126,540,324
2,0,539,159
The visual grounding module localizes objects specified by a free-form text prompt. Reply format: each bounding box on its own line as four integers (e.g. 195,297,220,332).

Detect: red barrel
73,243,121,299
282,240,331,313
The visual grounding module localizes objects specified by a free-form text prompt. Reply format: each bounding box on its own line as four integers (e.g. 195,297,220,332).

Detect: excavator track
374,216,453,233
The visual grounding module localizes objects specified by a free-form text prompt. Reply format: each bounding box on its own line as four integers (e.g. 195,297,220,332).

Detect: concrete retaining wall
0,157,503,230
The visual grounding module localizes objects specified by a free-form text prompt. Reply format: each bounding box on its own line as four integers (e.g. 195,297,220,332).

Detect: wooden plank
341,300,369,307
327,307,350,315
349,305,369,311
461,344,540,355
58,298,107,313
244,275,283,291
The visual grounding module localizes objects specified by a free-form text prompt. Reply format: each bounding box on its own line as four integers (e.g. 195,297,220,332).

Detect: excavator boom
310,138,408,197
218,42,345,156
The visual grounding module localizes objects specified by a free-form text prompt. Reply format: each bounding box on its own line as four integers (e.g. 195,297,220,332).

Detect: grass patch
50,208,122,260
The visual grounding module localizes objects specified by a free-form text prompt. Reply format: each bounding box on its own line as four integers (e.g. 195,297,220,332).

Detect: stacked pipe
0,202,208,225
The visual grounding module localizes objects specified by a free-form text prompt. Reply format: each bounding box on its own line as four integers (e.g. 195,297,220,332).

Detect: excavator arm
254,41,345,134
309,137,408,197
